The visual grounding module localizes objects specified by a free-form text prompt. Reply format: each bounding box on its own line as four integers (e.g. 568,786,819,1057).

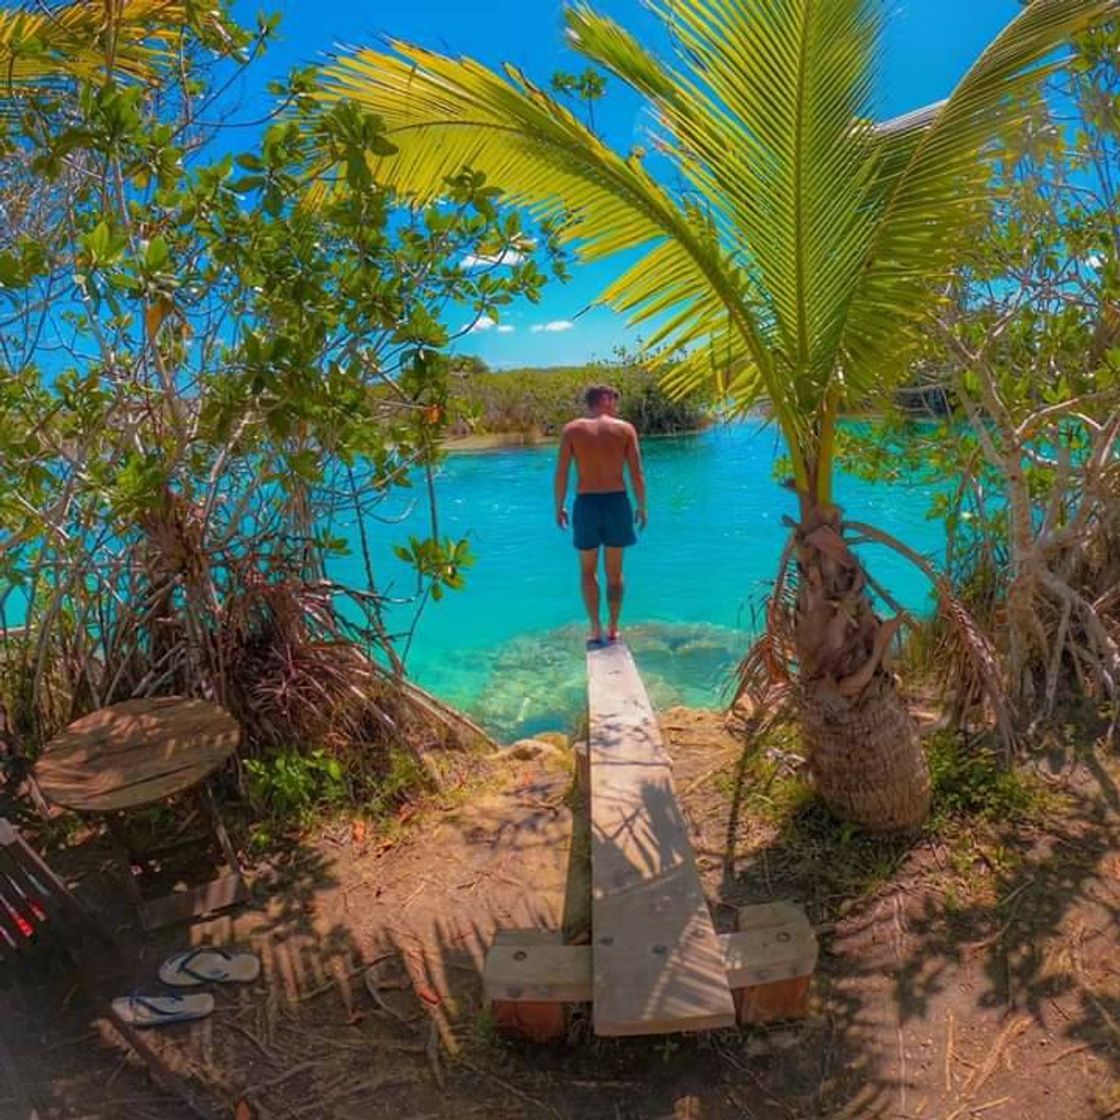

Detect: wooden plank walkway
586,642,736,1036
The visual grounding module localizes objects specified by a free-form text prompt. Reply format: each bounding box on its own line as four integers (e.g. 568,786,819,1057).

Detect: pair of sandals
112,947,260,1028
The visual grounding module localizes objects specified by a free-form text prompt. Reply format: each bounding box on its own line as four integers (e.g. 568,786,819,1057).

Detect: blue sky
230,0,1023,368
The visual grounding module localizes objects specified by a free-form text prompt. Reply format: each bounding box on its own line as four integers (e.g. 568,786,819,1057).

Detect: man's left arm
554,427,573,529
626,425,647,529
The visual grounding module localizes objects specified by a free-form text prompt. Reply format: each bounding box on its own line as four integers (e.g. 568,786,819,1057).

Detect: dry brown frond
934,588,1018,758
733,537,798,719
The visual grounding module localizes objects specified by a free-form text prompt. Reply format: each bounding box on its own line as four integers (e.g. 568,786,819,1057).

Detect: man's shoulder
564,416,635,438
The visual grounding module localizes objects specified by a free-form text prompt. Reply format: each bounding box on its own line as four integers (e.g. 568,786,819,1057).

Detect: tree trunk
794,504,930,832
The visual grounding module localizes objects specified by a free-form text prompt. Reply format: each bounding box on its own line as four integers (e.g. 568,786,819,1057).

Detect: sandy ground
3,709,1119,1120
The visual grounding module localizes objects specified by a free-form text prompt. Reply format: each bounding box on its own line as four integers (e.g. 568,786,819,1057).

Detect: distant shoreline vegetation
441,358,948,453
445,359,712,445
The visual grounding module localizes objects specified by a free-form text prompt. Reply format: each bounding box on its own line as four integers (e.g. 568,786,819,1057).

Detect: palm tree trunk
794,504,930,832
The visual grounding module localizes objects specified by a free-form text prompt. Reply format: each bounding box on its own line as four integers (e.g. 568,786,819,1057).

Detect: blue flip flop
112,992,214,1027
159,947,261,987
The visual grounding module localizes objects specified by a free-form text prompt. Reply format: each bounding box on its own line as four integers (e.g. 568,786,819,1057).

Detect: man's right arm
626,425,647,529
554,426,573,529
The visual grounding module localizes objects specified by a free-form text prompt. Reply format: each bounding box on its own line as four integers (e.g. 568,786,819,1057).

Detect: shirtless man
554,384,647,646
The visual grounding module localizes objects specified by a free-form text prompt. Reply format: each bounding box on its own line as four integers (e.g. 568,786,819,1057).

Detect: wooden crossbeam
585,642,736,1036
484,916,817,1028
484,941,591,1003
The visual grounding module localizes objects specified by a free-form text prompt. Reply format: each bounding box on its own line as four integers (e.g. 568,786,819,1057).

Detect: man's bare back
553,385,647,646
563,415,638,494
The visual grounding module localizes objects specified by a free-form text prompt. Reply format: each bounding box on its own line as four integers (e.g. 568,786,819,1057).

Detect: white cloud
530,320,575,334
467,314,496,333
496,324,516,334
460,249,527,269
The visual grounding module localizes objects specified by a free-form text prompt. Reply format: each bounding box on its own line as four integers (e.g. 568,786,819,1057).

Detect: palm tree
315,0,1117,831
0,0,231,98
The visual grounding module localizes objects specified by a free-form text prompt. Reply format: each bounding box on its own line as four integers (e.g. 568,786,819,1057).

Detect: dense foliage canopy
0,3,557,760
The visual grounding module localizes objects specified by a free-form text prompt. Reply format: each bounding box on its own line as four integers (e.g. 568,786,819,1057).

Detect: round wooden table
35,696,240,813
34,696,246,929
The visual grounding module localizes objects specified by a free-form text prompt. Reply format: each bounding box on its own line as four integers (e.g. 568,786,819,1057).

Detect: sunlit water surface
330,420,945,740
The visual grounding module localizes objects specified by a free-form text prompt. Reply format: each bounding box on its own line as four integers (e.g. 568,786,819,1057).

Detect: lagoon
337,420,946,740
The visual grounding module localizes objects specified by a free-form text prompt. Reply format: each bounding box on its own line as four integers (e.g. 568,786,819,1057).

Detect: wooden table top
34,697,240,813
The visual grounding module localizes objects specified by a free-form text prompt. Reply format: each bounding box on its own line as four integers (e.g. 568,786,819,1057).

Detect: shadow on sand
5,724,1118,1120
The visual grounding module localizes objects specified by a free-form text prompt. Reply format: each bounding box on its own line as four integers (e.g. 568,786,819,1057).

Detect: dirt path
5,713,1119,1119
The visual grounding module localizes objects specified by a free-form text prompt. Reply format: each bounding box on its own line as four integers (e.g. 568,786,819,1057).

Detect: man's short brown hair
584,383,620,410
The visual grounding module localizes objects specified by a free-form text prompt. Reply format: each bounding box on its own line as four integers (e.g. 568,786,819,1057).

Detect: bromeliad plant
316,0,1118,830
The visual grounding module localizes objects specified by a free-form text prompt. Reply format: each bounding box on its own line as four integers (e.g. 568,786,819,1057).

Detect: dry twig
1044,1043,1091,1066
945,1010,955,1091
961,1017,1030,1098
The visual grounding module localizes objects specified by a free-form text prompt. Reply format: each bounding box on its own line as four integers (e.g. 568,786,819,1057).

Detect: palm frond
569,0,883,398
733,538,798,716
841,0,1118,393
318,0,1115,484
651,0,882,392
935,587,1018,758
316,40,817,473
0,0,228,95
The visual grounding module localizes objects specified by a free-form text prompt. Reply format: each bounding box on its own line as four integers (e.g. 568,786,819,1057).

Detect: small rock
534,730,570,750
508,738,565,761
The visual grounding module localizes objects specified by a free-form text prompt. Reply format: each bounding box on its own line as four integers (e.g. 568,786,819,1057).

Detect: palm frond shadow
713,720,1120,1117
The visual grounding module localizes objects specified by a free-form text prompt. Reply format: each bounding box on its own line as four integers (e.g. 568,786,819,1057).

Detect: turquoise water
334,420,946,739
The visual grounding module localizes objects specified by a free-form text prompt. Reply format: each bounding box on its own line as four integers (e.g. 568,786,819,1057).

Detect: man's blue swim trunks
572,491,637,550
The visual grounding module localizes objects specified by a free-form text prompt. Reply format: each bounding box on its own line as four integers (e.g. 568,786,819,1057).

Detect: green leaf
144,235,170,271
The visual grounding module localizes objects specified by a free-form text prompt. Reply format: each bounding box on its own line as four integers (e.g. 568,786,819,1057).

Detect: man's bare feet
586,630,604,650
607,628,621,643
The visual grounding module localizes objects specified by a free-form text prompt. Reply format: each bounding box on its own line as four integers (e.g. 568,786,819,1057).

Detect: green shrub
364,747,427,819
447,362,711,437
245,747,348,827
242,743,431,850
927,732,1045,826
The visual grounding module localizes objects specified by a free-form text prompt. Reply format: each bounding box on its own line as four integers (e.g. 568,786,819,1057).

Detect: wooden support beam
586,642,735,1037
490,1001,569,1044
733,975,812,1025
484,911,818,1037
486,930,581,1044
484,941,590,1003
727,903,817,1024
492,929,566,947
723,906,817,987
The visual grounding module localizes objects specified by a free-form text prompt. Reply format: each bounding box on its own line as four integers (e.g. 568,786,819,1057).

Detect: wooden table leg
103,814,146,915
0,1028,44,1120
136,785,248,931
200,783,242,878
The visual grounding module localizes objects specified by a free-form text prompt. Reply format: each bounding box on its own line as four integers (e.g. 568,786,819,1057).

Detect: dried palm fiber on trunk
738,509,930,832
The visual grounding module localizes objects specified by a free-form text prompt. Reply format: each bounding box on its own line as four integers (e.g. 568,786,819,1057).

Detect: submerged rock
466,620,747,740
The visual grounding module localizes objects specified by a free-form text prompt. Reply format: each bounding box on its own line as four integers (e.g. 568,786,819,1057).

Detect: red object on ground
491,1000,568,1043
3,898,35,938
